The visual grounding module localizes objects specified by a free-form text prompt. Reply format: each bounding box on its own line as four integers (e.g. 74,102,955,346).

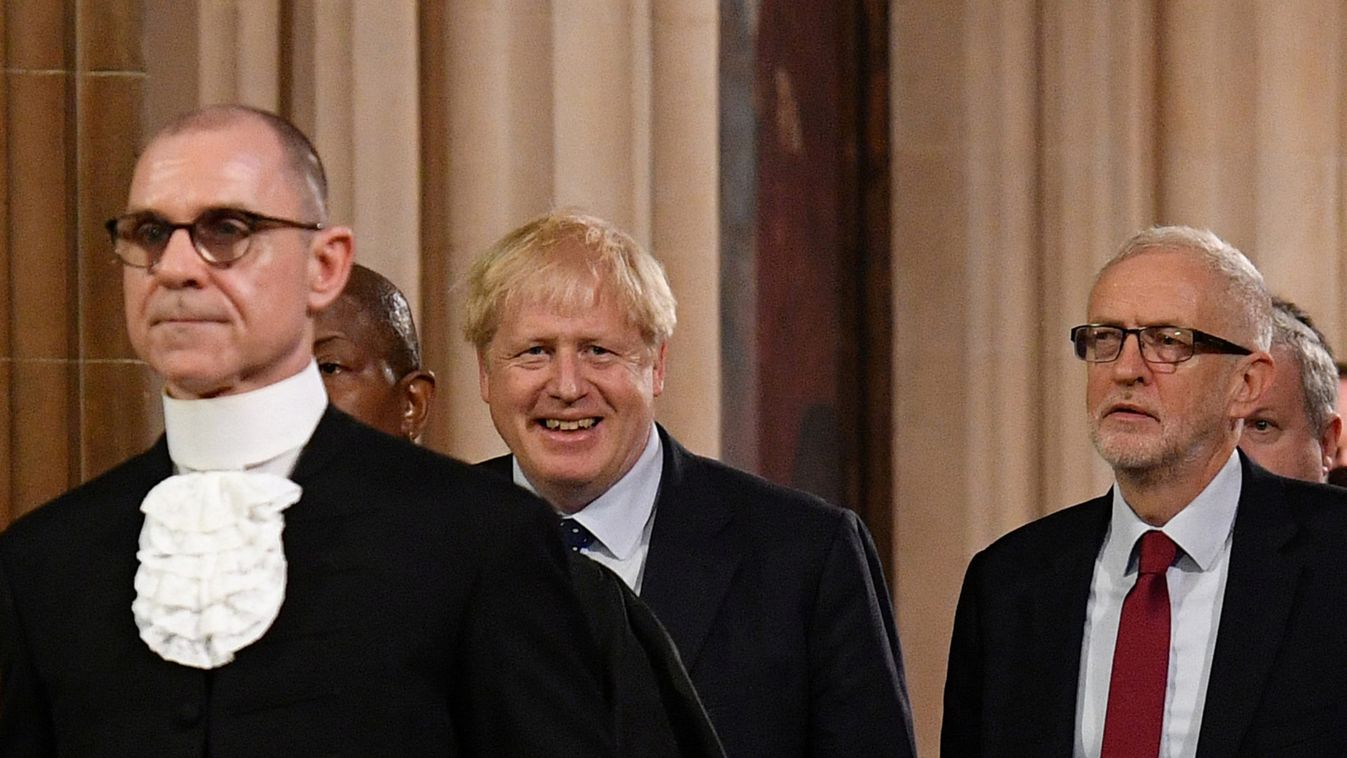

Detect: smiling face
478,291,666,513
122,116,350,398
1086,248,1266,481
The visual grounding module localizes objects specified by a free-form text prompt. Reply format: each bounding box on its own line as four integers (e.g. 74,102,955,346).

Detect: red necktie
1101,529,1177,758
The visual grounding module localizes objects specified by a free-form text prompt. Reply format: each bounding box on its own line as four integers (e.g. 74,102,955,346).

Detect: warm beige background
138,0,720,468
5,2,1347,756
894,1,1347,754
1,0,161,523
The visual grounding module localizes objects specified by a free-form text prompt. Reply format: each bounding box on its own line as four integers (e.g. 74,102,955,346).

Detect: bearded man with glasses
943,226,1347,757
0,106,615,757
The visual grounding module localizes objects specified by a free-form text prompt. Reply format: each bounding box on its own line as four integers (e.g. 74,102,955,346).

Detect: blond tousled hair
463,210,677,351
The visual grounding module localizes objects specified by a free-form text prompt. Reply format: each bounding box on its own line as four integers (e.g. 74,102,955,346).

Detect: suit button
175,701,203,726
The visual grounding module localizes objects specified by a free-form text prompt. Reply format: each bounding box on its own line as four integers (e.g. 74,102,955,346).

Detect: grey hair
1100,225,1273,351
1270,296,1338,434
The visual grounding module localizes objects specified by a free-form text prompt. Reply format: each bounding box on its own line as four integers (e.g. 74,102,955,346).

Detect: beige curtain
142,0,720,466
11,5,1344,756
893,1,1347,753
420,0,720,462
1,0,159,522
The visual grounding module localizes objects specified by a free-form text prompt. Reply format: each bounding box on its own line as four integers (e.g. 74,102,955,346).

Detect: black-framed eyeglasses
104,207,323,268
1069,324,1252,364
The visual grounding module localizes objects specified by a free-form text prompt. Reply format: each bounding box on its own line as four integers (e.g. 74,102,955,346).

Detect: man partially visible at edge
1238,296,1340,482
313,263,436,443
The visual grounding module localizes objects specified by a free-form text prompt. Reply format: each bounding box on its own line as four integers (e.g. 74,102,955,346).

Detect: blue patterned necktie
560,518,597,553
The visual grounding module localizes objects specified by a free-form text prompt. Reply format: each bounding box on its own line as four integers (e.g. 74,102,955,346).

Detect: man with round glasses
0,106,615,756
944,226,1347,756
106,207,324,268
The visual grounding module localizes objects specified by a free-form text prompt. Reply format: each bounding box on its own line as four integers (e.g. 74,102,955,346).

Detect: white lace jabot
133,362,326,669
133,471,301,668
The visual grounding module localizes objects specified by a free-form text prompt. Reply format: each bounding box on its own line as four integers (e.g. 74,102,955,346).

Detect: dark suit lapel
97,436,172,554
478,454,513,481
288,406,344,484
1029,496,1111,751
638,427,739,670
88,437,209,696
286,407,365,522
255,408,377,644
1196,458,1303,758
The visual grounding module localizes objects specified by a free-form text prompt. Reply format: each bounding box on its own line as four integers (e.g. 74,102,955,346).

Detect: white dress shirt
163,361,327,476
1074,449,1240,758
514,423,663,592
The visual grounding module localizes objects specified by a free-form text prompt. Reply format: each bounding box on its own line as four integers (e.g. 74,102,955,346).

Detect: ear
399,370,437,443
306,225,355,314
477,349,492,403
650,342,668,398
1228,349,1276,418
1321,413,1343,480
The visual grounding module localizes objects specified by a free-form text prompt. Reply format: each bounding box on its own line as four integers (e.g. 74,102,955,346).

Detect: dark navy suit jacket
567,555,724,758
485,425,916,758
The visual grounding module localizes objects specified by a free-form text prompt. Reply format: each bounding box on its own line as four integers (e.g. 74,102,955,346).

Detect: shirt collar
1103,448,1242,574
163,361,328,472
513,423,663,560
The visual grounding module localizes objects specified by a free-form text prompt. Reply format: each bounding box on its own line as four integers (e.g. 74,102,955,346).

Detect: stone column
650,0,719,457
2,0,156,523
421,1,556,462
1160,0,1347,348
891,1,1155,750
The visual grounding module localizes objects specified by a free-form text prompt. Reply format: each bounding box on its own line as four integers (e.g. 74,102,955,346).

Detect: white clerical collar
163,361,328,472
1103,448,1242,575
513,423,663,560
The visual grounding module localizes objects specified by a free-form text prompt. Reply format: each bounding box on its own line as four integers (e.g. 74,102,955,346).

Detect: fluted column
197,0,281,109
892,1,1156,751
650,0,719,458
1037,0,1155,511
1160,0,1347,349
552,0,640,233
1247,0,1343,335
281,1,421,312
421,1,556,462
2,0,154,523
348,1,420,308
1157,2,1258,243
891,2,1043,751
